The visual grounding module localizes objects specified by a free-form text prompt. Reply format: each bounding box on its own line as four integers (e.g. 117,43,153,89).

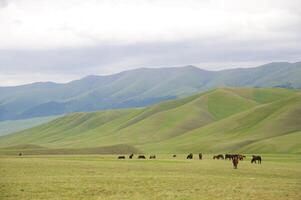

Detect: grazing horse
129,154,134,159
232,156,239,169
251,155,262,164
213,154,224,159
118,156,125,159
173,154,177,158
149,155,156,159
225,154,232,160
237,154,246,160
199,153,202,160
187,153,193,159
138,155,146,159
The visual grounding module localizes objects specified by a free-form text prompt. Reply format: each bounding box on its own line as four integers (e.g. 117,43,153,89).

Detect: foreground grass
0,154,301,200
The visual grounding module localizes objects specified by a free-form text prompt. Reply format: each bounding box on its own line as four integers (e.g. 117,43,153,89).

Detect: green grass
0,87,300,154
0,154,300,200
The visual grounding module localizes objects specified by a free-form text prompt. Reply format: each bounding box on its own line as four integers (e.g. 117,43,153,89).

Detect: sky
0,0,300,86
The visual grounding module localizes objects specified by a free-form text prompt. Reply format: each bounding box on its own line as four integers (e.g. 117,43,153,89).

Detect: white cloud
0,0,300,85
0,0,300,49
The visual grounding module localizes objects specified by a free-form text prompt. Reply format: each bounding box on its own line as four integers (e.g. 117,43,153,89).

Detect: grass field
1,154,300,200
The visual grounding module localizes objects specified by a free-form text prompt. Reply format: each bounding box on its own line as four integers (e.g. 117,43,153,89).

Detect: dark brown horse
187,153,193,159
138,155,146,159
149,155,156,159
173,154,177,158
232,156,239,169
251,155,262,164
129,154,134,159
118,156,125,159
225,154,232,160
238,154,246,160
213,154,224,159
199,153,202,160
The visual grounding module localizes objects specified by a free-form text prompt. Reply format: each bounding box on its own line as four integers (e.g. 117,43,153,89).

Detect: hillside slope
0,88,300,154
0,61,300,121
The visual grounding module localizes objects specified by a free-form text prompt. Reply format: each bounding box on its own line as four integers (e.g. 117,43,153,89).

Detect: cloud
1,0,300,49
0,0,300,85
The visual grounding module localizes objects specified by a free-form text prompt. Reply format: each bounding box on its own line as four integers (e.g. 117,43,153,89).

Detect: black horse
173,154,177,158
199,153,202,160
129,154,134,159
213,154,224,160
187,153,193,159
251,155,262,164
225,154,232,160
118,156,125,159
138,155,146,159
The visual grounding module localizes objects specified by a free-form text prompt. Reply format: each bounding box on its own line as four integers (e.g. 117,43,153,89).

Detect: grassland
1,154,300,200
0,87,300,154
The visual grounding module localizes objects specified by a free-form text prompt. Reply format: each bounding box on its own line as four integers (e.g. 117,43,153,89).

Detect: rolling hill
0,61,300,121
0,87,300,154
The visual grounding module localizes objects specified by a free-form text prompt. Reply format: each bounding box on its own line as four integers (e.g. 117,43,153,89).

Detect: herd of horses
117,153,262,169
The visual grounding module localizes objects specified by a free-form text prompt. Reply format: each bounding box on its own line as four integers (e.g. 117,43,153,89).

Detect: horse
149,155,156,159
18,152,22,156
225,154,232,160
232,155,239,169
213,154,224,159
237,154,246,160
251,155,262,164
138,155,146,159
199,153,202,160
118,156,125,159
173,154,177,158
129,154,134,159
187,153,193,159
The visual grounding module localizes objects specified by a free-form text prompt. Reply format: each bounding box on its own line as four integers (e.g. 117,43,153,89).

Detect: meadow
1,154,300,200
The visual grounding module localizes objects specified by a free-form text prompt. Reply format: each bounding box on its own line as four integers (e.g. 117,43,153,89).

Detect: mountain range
0,87,300,154
0,61,300,121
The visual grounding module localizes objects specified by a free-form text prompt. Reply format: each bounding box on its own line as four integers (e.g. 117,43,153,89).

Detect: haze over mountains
1,87,300,154
0,61,300,121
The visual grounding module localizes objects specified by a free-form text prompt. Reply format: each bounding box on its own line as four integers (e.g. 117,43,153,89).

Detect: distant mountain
0,116,60,136
0,61,300,121
1,87,300,154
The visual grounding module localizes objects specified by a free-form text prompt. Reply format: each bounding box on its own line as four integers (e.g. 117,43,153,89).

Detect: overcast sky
0,0,300,86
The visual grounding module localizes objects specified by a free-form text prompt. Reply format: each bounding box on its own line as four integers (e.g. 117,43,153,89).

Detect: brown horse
225,154,232,160
187,153,193,159
118,156,125,159
213,154,224,160
232,156,239,169
129,154,134,159
199,153,202,160
251,155,262,164
138,155,146,159
149,155,156,159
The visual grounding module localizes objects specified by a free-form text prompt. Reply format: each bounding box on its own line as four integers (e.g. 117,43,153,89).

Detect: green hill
0,88,300,154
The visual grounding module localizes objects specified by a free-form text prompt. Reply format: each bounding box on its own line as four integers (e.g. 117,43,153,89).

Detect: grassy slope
142,91,301,153
0,88,300,154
